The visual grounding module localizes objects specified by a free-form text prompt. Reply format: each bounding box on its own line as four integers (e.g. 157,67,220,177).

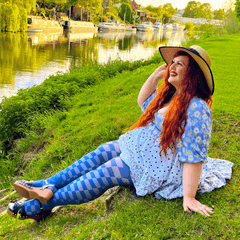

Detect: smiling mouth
170,71,177,77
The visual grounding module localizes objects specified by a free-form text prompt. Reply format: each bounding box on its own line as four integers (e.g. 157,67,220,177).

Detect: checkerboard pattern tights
22,142,133,215
28,141,122,189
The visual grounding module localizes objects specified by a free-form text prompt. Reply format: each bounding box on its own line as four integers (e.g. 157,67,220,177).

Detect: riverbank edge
0,52,163,188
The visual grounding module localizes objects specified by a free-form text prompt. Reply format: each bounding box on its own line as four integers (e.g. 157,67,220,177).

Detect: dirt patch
0,189,8,199
22,141,49,161
14,141,49,176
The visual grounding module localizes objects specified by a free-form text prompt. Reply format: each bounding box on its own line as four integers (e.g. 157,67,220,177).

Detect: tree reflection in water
0,29,186,101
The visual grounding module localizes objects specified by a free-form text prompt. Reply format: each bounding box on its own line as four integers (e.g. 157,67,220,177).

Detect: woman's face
168,55,190,92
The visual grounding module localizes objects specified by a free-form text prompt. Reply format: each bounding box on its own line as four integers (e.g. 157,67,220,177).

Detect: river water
0,29,187,101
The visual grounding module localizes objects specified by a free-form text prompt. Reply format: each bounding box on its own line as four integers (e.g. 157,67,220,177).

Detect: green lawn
0,33,239,239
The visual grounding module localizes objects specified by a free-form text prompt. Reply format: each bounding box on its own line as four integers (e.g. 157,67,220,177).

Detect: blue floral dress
118,91,234,199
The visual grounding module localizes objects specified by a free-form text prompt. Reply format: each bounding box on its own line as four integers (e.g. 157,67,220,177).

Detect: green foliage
0,2,28,32
119,3,133,23
36,7,46,16
213,9,226,20
120,0,131,3
162,3,176,23
90,0,102,24
223,10,240,34
184,22,195,36
0,2,19,32
144,3,176,23
194,23,226,37
145,5,163,22
0,0,36,14
183,1,212,19
19,7,28,31
235,0,240,20
68,0,103,24
0,54,161,159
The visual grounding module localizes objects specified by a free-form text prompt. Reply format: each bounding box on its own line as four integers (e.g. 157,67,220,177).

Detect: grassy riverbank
0,33,239,239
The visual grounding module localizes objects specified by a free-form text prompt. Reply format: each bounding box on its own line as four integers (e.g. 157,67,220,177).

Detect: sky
135,0,230,10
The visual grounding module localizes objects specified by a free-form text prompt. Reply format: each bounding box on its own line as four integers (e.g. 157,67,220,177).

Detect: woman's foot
7,201,52,222
14,180,56,203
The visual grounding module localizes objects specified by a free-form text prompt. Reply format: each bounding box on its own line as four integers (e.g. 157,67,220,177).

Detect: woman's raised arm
138,64,167,107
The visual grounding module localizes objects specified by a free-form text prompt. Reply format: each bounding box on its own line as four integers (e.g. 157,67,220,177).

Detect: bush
194,23,227,37
223,11,240,34
184,22,195,36
36,8,46,17
184,22,195,31
0,55,161,154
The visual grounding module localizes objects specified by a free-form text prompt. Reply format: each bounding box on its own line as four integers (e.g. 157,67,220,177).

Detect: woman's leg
46,141,121,189
9,157,132,219
15,141,121,195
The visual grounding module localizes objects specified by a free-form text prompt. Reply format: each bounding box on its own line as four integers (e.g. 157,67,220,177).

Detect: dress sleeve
178,98,212,163
141,91,157,113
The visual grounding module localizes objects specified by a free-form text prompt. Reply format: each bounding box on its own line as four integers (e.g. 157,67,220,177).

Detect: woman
8,45,233,221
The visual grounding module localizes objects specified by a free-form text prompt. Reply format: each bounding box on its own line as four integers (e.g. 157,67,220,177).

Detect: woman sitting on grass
8,45,233,221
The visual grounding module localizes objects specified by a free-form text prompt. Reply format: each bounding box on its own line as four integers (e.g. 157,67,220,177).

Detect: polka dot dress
119,91,234,199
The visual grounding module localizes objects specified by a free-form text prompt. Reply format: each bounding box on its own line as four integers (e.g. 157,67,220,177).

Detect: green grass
0,33,239,239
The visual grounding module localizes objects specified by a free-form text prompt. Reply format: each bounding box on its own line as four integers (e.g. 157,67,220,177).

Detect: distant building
72,7,89,21
130,0,138,11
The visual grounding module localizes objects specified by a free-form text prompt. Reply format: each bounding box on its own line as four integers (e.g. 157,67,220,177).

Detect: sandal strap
40,184,56,190
18,180,57,192
19,180,34,189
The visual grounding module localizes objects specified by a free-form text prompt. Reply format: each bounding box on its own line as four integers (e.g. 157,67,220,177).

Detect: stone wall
28,16,98,33
172,15,223,26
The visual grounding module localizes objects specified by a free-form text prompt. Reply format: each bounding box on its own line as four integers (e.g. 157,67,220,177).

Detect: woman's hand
137,63,167,107
182,162,213,217
152,64,167,82
183,196,214,217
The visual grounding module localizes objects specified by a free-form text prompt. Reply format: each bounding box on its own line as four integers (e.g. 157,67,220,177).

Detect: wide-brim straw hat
159,45,214,94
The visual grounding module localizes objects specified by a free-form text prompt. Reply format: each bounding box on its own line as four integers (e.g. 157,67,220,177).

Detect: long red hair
129,51,213,155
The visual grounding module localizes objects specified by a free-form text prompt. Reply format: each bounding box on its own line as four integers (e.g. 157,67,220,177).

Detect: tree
69,0,103,24
162,3,176,16
162,3,176,23
200,3,212,19
223,9,240,33
235,0,240,20
119,3,133,23
183,1,200,18
145,5,164,22
120,0,131,3
213,9,225,20
0,1,29,32
143,3,175,23
222,0,235,11
0,0,36,14
183,1,212,19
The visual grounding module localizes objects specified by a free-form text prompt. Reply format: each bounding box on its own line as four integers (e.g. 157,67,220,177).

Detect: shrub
0,55,161,154
184,22,195,36
184,22,195,31
223,10,240,34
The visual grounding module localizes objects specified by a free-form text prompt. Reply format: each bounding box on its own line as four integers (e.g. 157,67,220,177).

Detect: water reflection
0,29,187,101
